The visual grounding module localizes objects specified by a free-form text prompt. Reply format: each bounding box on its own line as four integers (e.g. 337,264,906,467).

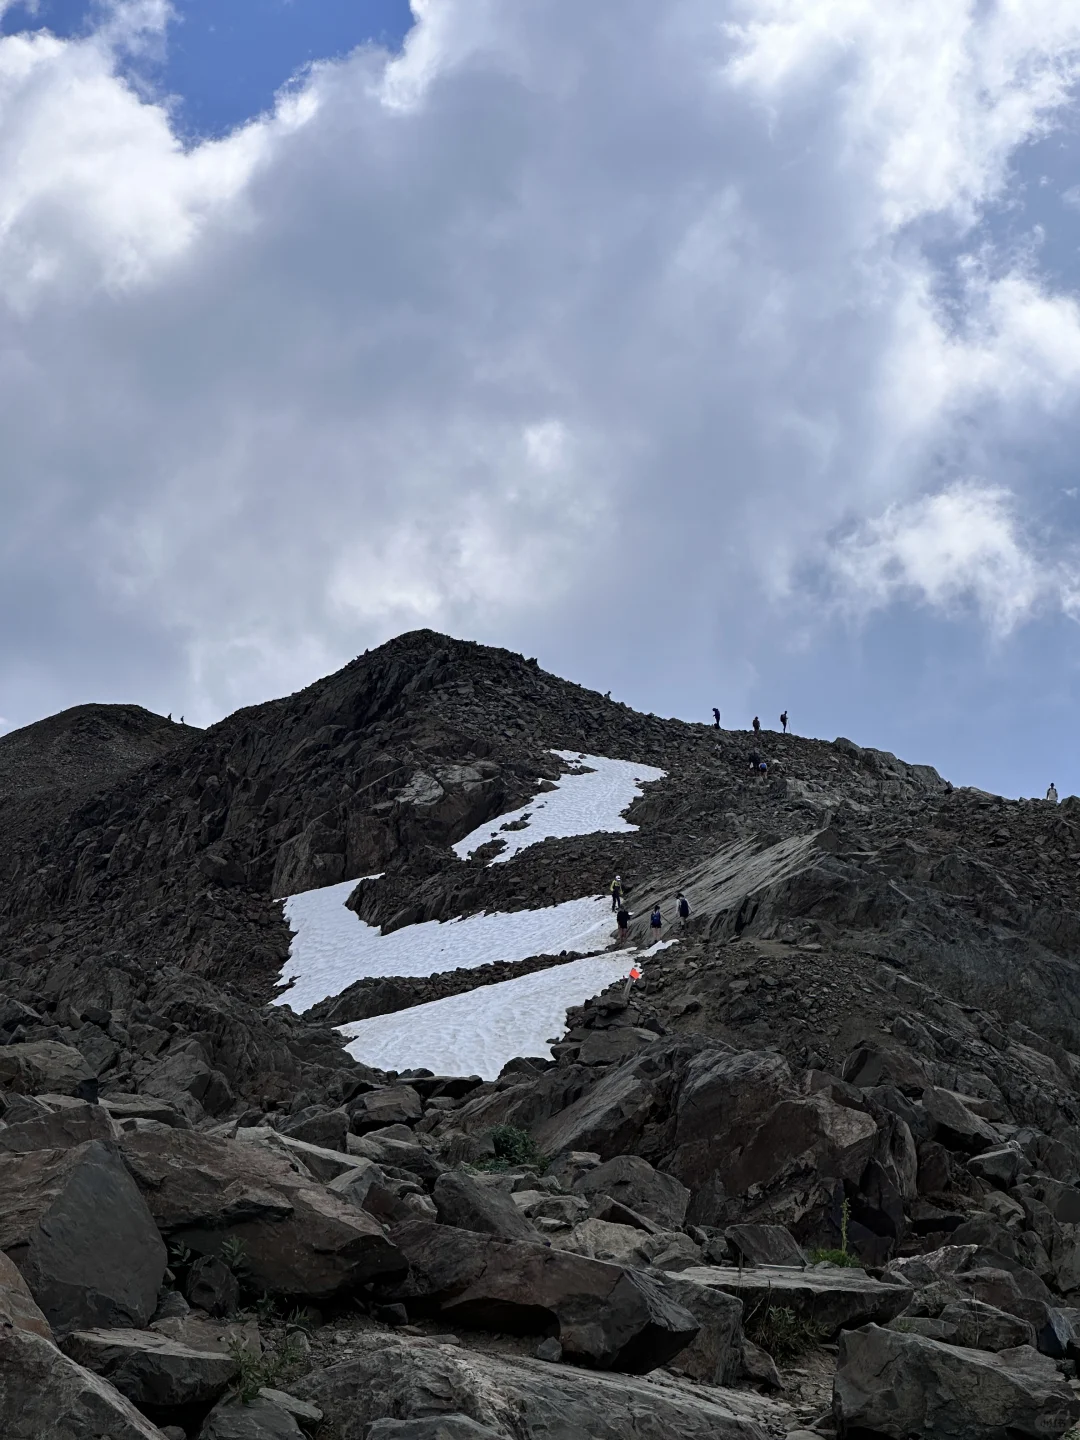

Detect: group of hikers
712,708,788,735
609,874,690,945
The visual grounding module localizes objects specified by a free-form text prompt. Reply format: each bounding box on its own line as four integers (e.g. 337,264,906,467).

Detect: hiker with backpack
649,904,662,941
780,710,788,734
610,875,624,911
616,904,630,943
752,716,761,736
712,707,721,728
676,892,690,927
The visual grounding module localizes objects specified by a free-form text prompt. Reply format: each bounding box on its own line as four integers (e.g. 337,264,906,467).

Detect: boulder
141,1040,234,1120
0,1041,95,1096
531,1053,663,1159
573,1154,690,1230
387,1219,700,1372
348,1132,447,1186
0,1249,51,1340
117,1128,405,1299
351,1087,423,1132
577,1029,656,1066
237,1126,365,1183
674,1264,911,1334
922,1087,999,1154
555,1218,658,1269
0,1324,168,1439
62,1326,238,1409
434,1170,540,1242
0,1101,114,1153
280,1107,350,1151
367,1421,505,1440
198,1395,305,1438
0,1139,166,1333
725,1224,807,1268
660,1271,744,1386
938,1301,1036,1352
298,1331,774,1439
103,1095,190,1129
968,1147,1024,1189
834,1324,1080,1438
186,1255,240,1317
667,1051,877,1223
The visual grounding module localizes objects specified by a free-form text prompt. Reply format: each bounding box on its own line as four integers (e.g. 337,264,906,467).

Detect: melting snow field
452,749,666,863
274,748,669,1071
276,883,617,1015
338,953,633,1078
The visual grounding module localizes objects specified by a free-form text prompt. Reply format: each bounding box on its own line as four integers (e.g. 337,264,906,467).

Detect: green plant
228,1331,310,1405
220,1236,250,1277
745,1301,829,1361
285,1305,316,1334
469,1124,550,1174
810,1197,862,1268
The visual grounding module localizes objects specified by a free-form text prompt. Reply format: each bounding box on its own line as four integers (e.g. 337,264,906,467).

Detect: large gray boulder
0,1101,114,1154
367,1421,504,1440
0,1325,168,1439
434,1170,540,1242
387,1219,699,1372
0,1250,52,1340
298,1331,774,1439
0,1139,166,1333
62,1326,238,1409
922,1087,999,1154
117,1128,404,1299
834,1324,1080,1438
674,1264,911,1334
0,1041,95,1097
198,1395,304,1438
660,1272,744,1386
573,1154,690,1229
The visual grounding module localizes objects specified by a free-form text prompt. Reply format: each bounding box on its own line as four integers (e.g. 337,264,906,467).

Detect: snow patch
275,882,617,1015
452,749,665,863
339,954,634,1079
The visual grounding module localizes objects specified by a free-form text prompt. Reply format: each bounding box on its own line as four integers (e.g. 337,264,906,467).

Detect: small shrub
745,1301,829,1361
228,1331,309,1405
809,1247,863,1268
472,1125,547,1173
220,1236,250,1277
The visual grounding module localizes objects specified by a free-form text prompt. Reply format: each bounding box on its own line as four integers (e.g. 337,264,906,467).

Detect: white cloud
827,480,1080,633
3,0,1080,725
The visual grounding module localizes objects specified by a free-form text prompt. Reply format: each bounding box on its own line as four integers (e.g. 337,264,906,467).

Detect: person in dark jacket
712,707,721,728
616,905,630,943
752,716,761,736
649,905,662,940
780,710,788,734
676,893,690,927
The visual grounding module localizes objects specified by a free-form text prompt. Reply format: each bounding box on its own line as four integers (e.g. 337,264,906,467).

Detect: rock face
0,1250,52,1340
0,1324,169,1439
0,1041,94,1096
387,1219,700,1372
61,1326,238,1409
118,1128,404,1298
834,1324,1080,1439
198,1396,305,1439
299,1332,773,1440
0,1139,166,1333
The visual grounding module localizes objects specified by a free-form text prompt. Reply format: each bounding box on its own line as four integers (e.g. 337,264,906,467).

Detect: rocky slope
4,630,1080,1438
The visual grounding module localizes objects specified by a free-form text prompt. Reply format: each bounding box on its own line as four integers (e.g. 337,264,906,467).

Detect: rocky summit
4,630,1080,1437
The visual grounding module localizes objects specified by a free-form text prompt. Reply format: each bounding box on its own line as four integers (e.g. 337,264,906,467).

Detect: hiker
167,712,172,722
752,716,761,736
610,875,623,911
677,892,690,926
780,710,788,734
712,707,721,728
649,904,662,940
180,715,185,725
1047,782,1059,804
616,904,630,943
758,759,768,777
748,749,761,771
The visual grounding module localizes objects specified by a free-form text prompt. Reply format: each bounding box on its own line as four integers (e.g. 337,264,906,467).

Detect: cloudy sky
3,0,1080,799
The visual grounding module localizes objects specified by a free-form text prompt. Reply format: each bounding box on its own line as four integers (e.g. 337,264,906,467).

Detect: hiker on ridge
712,707,721,728
1048,782,1059,804
610,875,624,910
780,710,788,734
752,716,761,736
649,904,663,940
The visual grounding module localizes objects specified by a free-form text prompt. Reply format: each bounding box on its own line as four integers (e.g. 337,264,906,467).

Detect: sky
3,1,1080,800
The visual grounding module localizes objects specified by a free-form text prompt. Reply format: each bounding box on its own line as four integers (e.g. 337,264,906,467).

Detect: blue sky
0,0,414,132
3,0,1080,804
